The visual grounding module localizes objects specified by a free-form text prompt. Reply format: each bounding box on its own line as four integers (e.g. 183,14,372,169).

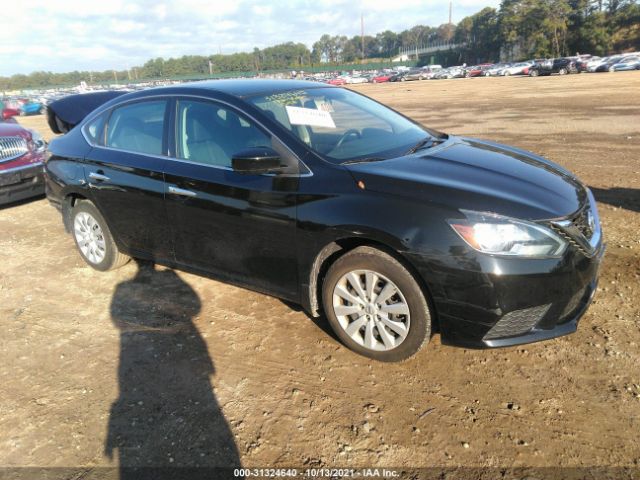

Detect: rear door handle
168,186,197,197
88,172,110,182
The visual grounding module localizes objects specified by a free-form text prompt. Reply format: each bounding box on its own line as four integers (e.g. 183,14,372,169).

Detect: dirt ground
1,73,639,477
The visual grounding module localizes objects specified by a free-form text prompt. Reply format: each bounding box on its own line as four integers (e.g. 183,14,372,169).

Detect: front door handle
88,172,110,182
168,186,197,197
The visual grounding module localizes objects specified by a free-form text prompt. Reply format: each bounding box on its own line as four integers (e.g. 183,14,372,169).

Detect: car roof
175,79,329,97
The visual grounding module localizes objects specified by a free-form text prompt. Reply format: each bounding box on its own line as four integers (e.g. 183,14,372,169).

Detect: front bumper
0,163,45,205
408,242,605,349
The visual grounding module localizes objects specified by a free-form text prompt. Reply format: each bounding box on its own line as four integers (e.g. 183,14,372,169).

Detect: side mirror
231,147,283,174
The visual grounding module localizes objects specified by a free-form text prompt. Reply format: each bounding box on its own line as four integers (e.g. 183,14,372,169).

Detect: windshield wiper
405,136,436,155
342,157,385,165
406,133,448,155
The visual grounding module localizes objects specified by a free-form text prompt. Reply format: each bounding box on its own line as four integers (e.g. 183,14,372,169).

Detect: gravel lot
1,73,639,477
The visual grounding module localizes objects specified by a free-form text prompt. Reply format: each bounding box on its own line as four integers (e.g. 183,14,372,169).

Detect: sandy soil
1,73,639,477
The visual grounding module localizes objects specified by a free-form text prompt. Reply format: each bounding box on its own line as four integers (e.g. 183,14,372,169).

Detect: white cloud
0,0,499,76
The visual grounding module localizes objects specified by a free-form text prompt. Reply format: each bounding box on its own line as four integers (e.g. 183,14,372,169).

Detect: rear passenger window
106,101,167,155
84,112,107,145
176,100,271,168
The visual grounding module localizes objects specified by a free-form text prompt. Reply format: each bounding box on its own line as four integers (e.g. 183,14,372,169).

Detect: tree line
1,0,638,91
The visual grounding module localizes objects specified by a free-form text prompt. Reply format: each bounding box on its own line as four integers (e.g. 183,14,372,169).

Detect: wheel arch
308,237,439,331
62,192,89,233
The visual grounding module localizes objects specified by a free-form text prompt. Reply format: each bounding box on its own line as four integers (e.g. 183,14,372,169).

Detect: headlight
449,210,567,257
29,130,47,153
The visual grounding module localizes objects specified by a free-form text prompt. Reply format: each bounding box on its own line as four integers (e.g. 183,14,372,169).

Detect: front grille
483,304,551,340
550,200,599,256
0,136,29,163
570,207,594,240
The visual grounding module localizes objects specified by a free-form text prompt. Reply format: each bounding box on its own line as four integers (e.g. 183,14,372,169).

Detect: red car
0,122,47,204
327,77,347,86
466,64,494,77
2,107,19,121
371,73,394,83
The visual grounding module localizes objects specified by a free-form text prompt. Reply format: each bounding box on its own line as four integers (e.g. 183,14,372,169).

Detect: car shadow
590,186,640,214
0,193,45,211
106,259,241,479
278,299,341,343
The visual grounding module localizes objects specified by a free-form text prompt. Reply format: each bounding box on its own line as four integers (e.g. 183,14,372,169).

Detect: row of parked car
316,51,640,85
0,97,50,118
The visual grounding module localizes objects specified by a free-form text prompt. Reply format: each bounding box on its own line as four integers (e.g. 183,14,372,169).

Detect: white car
346,76,369,84
498,62,533,76
484,63,510,76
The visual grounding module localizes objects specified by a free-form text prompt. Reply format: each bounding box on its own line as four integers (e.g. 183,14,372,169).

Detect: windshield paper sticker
286,106,336,129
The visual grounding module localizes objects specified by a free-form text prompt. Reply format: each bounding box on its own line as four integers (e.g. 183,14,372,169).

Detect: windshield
247,87,434,164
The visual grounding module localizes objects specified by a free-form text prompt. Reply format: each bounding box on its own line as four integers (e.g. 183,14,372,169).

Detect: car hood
0,122,30,137
344,136,586,220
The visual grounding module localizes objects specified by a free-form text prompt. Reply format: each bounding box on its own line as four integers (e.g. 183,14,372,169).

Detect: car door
83,99,171,260
163,97,299,299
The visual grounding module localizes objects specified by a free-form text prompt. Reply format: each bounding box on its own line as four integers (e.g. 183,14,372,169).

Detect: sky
1,0,500,77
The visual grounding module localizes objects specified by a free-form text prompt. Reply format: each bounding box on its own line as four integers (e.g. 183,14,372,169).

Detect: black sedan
529,57,578,76
44,80,604,361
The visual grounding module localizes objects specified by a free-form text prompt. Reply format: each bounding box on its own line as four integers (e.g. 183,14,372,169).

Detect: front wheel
558,67,568,75
71,200,130,271
529,69,539,77
322,246,431,362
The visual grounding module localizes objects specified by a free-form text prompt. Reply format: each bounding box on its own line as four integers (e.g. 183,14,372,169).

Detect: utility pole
448,1,453,41
209,59,213,76
113,70,117,84
361,13,365,60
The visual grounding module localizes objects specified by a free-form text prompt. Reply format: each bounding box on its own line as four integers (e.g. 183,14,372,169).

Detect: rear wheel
71,200,130,271
558,67,568,75
529,69,539,77
322,246,431,362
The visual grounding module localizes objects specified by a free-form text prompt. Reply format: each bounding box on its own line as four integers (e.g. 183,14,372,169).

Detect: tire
322,246,431,362
529,69,539,77
71,200,130,271
608,66,615,72
504,71,511,76
558,67,568,75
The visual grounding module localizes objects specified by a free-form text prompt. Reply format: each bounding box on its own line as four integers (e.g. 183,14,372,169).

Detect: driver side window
176,100,271,168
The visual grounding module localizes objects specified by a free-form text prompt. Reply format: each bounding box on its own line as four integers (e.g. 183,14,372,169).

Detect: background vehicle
327,77,347,86
499,61,533,76
612,56,640,71
484,63,510,76
19,101,44,116
44,80,603,362
0,122,47,204
529,57,578,76
345,75,369,84
397,68,426,81
418,65,442,79
576,55,600,72
466,64,493,77
371,72,394,83
2,107,20,121
594,56,626,72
